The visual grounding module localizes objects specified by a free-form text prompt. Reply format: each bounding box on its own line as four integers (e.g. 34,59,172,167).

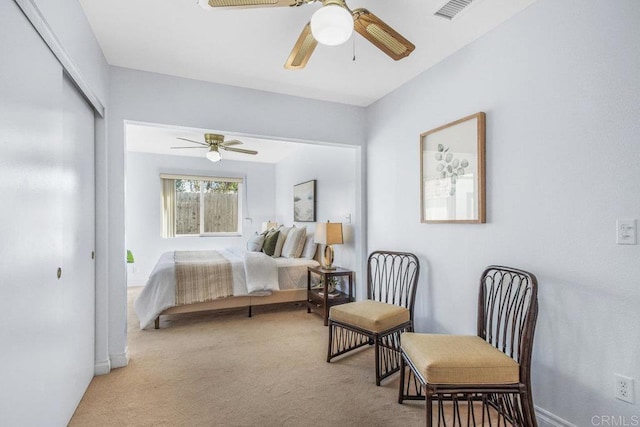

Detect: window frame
161,173,243,237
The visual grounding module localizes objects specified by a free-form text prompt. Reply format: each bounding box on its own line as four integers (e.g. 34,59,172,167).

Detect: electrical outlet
614,374,635,403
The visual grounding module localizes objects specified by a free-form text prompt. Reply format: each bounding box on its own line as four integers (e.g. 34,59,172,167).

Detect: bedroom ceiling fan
171,133,258,162
196,0,415,70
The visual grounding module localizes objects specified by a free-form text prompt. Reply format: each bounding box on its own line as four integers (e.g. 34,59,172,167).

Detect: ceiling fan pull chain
352,37,356,62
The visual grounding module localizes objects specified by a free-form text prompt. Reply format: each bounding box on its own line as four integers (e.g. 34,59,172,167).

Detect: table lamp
261,221,278,232
314,221,343,270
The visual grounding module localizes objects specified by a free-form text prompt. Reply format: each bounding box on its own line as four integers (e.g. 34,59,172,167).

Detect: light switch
616,219,637,245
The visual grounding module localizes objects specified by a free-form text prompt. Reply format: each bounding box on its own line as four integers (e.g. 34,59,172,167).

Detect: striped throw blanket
174,251,233,305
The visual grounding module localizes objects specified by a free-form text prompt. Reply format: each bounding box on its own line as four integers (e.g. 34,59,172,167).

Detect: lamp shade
314,221,343,245
310,4,353,46
261,221,278,232
206,147,221,162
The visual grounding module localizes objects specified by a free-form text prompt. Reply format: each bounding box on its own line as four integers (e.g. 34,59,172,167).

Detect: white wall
275,144,360,286
108,66,367,369
366,0,640,424
126,152,277,284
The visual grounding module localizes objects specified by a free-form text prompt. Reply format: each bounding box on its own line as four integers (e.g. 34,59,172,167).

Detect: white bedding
134,248,318,329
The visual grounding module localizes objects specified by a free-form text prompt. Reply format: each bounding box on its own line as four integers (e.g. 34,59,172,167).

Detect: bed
134,247,319,329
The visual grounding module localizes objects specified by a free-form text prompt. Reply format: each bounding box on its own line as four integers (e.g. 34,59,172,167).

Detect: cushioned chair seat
330,300,410,333
401,333,519,385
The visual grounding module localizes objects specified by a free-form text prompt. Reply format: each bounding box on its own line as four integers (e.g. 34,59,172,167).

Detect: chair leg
521,387,538,427
398,356,406,404
327,321,334,363
374,335,381,386
425,388,434,427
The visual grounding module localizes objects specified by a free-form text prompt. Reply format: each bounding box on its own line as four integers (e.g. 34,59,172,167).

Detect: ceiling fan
171,133,258,162
197,0,415,70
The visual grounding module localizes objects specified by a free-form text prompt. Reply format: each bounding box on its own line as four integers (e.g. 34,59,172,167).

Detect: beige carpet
70,288,425,426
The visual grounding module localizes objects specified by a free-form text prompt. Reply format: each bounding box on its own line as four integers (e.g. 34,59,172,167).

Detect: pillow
262,230,280,256
246,233,265,252
272,226,293,258
301,235,317,259
294,228,308,258
281,226,306,258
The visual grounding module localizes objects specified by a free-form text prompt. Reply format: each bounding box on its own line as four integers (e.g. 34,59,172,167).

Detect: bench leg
154,317,160,329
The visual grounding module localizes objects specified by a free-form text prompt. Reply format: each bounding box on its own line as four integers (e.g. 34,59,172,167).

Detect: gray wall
126,144,361,289
107,66,367,371
7,0,638,424
125,152,277,285
275,143,360,277
32,0,108,103
366,0,640,424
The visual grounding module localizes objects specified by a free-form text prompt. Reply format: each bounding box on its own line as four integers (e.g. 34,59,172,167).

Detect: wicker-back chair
327,251,420,385
399,265,539,426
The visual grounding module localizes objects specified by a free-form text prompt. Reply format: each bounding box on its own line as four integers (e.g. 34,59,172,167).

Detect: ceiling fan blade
177,137,208,146
352,9,415,61
221,146,258,155
221,140,243,147
203,0,295,9
170,146,208,149
284,23,318,70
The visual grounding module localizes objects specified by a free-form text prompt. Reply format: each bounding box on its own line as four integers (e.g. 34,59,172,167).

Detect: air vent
434,0,475,20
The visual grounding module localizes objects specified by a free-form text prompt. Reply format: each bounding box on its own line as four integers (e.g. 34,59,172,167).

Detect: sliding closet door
61,71,97,410
0,1,95,425
0,1,64,423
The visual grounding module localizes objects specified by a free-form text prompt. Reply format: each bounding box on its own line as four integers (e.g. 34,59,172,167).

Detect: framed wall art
420,112,486,223
293,180,316,222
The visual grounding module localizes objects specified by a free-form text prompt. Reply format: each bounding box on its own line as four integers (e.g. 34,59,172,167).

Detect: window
161,174,243,237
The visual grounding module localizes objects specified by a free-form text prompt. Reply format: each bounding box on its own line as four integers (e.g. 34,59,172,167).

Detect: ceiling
126,123,303,163
79,0,537,107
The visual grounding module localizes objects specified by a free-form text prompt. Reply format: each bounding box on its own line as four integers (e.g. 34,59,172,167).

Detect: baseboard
109,348,129,369
536,406,576,427
94,359,111,376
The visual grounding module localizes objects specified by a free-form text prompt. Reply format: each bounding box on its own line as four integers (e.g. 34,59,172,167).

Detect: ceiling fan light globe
206,149,221,162
310,5,353,46
196,0,214,10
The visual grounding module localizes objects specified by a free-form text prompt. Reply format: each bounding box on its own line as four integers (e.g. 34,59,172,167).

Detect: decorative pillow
281,226,306,258
246,233,265,252
272,226,293,258
294,228,308,258
262,230,280,257
301,235,317,259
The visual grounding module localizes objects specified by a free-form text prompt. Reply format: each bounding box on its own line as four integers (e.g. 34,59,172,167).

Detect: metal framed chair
399,265,539,426
327,251,420,385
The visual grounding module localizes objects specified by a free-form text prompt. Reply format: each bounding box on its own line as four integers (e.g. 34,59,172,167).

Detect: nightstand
307,265,354,326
